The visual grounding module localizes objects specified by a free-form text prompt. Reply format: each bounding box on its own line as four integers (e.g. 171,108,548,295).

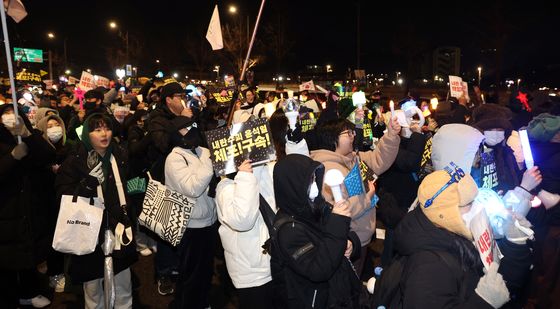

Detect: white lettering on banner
78,71,95,91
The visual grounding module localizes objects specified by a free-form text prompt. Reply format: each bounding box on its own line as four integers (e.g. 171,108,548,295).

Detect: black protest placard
299,112,319,133
205,118,276,176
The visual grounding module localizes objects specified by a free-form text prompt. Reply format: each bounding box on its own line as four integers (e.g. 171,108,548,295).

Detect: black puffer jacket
271,154,363,309
377,207,491,309
55,143,137,282
146,104,193,182
0,105,56,270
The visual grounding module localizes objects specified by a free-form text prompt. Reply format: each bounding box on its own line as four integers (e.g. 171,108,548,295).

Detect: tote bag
52,189,104,255
139,173,195,246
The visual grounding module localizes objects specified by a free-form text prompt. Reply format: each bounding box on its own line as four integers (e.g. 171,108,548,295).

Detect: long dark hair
269,109,288,160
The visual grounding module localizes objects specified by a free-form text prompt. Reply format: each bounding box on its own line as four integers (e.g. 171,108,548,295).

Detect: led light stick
324,169,345,203
519,129,534,169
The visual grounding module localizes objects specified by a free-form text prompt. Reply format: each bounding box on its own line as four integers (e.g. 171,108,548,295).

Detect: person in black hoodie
0,104,55,308
271,154,363,308
66,89,121,142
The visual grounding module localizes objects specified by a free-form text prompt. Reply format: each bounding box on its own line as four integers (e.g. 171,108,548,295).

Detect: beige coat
311,133,400,246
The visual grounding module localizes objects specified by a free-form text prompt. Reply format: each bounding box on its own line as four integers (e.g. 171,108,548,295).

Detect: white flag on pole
206,5,223,50
4,0,27,23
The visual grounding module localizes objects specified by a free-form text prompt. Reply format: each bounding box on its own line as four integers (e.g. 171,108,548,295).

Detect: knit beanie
418,169,478,240
472,104,513,132
527,113,560,142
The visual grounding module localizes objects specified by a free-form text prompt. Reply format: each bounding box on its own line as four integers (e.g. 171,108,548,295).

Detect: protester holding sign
164,141,218,309
311,116,401,277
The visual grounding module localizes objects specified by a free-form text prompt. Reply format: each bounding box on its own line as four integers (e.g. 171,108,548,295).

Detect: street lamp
477,66,482,86
228,4,250,45
108,20,129,64
173,72,179,79
47,32,55,39
86,68,91,73
156,59,160,64
65,69,71,75
213,65,220,80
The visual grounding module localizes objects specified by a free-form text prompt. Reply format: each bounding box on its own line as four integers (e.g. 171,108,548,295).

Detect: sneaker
139,248,153,257
19,295,51,308
157,276,174,295
49,273,66,292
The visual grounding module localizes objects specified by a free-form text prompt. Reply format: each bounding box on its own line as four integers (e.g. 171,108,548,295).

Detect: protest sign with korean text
205,118,276,175
78,71,95,91
449,75,463,98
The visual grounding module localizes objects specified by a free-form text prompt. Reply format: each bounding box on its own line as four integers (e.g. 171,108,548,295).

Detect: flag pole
239,0,265,83
1,2,23,143
227,0,266,126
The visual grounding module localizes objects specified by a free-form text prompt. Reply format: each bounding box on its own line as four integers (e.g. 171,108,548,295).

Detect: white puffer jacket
215,163,276,289
165,147,217,228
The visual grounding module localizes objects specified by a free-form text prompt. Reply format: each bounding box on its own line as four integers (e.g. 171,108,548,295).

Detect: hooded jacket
0,105,56,269
55,139,137,283
311,132,400,246
271,154,363,308
379,207,492,309
164,146,217,228
215,163,276,289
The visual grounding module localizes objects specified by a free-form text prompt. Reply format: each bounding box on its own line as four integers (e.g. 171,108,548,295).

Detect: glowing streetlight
477,66,482,86
173,73,179,78
65,69,71,75
86,68,92,73
109,21,117,29
229,5,237,13
47,32,55,39
517,79,522,87
156,59,160,64
397,78,403,85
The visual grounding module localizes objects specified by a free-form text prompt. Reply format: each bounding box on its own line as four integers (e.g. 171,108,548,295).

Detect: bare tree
221,21,262,78
264,15,294,72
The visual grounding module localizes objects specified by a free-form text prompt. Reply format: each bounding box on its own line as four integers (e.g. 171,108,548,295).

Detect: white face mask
47,126,63,143
484,130,505,146
1,113,16,128
309,181,319,201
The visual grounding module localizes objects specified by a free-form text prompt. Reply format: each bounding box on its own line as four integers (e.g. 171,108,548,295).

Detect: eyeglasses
339,130,356,137
423,162,465,208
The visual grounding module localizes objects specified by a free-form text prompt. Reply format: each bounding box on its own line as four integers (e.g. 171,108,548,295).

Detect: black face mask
84,101,97,110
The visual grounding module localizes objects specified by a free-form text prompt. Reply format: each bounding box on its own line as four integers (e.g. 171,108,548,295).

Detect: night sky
4,0,560,86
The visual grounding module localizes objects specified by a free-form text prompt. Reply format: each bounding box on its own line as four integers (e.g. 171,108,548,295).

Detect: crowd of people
0,77,559,309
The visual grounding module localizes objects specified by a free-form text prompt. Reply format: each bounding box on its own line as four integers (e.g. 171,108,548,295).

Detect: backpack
372,250,465,308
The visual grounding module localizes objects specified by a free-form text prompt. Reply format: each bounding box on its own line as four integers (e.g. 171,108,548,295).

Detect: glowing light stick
430,97,438,110
352,91,366,109
324,169,345,203
389,100,395,118
519,129,534,169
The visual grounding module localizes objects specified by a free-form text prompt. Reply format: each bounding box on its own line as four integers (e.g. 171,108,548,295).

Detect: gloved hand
475,262,510,308
88,162,104,185
11,142,28,160
287,122,304,143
